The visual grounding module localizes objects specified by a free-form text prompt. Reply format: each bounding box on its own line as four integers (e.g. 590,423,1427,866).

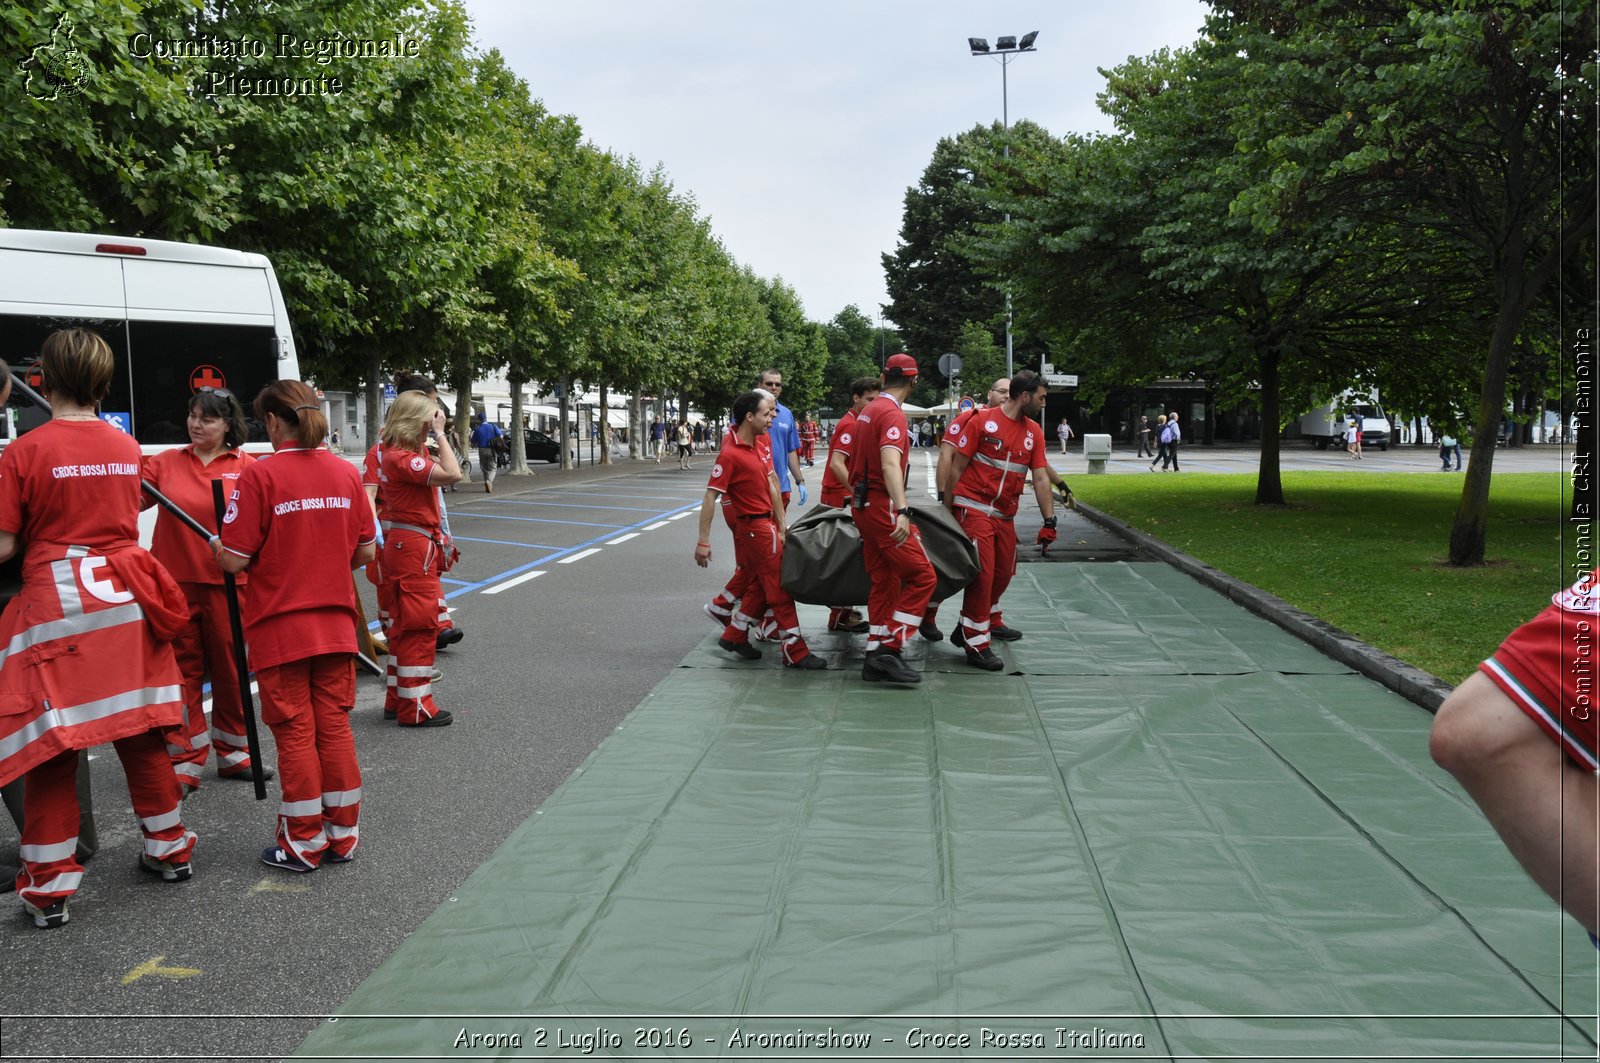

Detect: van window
0,314,275,445
125,320,276,444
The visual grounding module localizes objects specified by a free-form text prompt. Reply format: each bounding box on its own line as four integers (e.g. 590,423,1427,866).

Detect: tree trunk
1448,312,1517,566
558,379,574,470
1254,347,1285,505
364,345,382,450
598,382,612,465
508,366,528,475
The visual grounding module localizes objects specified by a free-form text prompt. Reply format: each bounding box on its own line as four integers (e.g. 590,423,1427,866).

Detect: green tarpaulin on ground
296,562,1596,1062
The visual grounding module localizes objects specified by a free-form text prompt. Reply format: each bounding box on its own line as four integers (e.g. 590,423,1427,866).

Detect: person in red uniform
944,370,1056,670
217,380,377,872
799,416,821,466
375,391,463,726
848,354,937,685
1430,569,1600,941
820,377,881,633
924,377,1011,641
0,329,196,928
702,389,783,631
142,385,269,792
693,391,824,669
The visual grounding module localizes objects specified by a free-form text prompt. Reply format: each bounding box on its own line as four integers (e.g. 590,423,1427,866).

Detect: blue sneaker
260,846,316,873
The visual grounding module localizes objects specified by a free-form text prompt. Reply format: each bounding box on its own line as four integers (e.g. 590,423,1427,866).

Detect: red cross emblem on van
191,366,226,393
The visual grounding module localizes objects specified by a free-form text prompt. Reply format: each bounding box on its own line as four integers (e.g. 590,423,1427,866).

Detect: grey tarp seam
1219,701,1599,1049
1016,671,1177,1059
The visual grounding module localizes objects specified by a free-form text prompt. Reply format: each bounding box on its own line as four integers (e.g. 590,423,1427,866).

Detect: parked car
523,428,561,463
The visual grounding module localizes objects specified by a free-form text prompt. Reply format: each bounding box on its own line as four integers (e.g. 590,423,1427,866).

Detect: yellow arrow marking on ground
251,877,310,894
122,956,201,986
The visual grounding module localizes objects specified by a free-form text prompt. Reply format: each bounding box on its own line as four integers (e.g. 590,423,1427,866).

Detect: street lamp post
968,31,1038,378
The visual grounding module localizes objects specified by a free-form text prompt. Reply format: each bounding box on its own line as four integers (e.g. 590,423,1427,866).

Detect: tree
1210,0,1596,561
883,121,1056,369
819,305,881,412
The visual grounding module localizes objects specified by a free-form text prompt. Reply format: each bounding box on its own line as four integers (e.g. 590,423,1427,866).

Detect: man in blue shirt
469,416,503,493
758,368,806,508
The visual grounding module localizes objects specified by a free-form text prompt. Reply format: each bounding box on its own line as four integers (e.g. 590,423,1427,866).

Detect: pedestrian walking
1149,414,1168,471
693,391,824,669
1136,415,1153,457
469,415,501,493
217,379,377,872
1346,416,1363,460
848,354,937,685
944,370,1056,671
819,376,881,634
1440,434,1462,471
758,369,806,507
1056,418,1073,455
1158,412,1182,471
676,419,693,469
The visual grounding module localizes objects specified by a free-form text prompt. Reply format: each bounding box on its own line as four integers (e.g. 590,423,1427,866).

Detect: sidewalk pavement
294,552,1597,1060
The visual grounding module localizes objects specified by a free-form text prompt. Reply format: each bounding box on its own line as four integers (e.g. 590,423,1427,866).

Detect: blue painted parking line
450,535,565,550
483,499,679,513
449,511,628,530
443,498,704,599
440,577,474,587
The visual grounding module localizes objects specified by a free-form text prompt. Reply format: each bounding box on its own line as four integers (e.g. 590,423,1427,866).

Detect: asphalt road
1,456,732,1061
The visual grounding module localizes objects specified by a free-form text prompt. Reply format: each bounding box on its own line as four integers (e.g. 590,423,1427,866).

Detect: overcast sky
460,1,1211,327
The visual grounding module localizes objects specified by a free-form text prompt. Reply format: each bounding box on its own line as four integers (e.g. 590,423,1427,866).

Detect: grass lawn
1074,471,1575,685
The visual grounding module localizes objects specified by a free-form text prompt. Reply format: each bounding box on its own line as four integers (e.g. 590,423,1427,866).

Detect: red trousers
167,581,254,790
15,733,194,908
852,500,937,653
720,519,811,664
257,654,361,867
370,550,448,715
383,531,446,724
954,508,1018,650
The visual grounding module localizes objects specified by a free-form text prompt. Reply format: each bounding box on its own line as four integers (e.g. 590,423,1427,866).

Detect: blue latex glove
797,482,809,506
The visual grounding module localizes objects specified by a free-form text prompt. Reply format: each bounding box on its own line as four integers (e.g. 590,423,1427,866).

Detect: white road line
559,548,602,564
668,511,694,520
606,533,640,545
483,570,546,595
925,451,938,496
643,520,673,530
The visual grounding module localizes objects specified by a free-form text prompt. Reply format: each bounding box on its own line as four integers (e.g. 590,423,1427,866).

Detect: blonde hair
381,390,435,449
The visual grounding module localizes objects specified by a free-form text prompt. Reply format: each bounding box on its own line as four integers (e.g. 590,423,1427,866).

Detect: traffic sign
1044,374,1078,388
100,412,131,433
937,352,963,379
383,383,397,400
958,395,976,413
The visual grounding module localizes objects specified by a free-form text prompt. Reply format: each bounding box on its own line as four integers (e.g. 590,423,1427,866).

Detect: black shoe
383,707,397,720
435,626,465,651
399,709,454,728
219,764,276,782
964,647,1005,672
785,654,827,670
951,626,966,648
261,846,317,873
990,624,1023,641
717,637,762,661
827,617,870,634
862,650,921,685
24,899,68,929
919,619,943,642
140,854,193,882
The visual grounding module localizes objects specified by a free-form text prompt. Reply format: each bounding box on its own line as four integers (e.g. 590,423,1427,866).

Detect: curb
1071,501,1456,714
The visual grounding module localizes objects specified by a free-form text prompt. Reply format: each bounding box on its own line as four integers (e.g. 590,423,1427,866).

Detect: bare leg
1431,672,1599,935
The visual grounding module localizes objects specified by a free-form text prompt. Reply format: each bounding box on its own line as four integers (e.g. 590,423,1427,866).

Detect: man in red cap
847,354,937,685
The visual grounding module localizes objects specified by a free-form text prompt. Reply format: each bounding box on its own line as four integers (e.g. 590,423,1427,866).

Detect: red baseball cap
885,353,919,378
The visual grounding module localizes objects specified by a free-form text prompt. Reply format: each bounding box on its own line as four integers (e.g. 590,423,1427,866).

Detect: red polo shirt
143,446,255,585
707,432,775,518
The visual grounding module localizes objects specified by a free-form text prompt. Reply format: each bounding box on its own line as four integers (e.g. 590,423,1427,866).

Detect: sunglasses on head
196,385,233,399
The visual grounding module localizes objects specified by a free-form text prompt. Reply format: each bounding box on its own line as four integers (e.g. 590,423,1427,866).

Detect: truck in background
1292,390,1391,451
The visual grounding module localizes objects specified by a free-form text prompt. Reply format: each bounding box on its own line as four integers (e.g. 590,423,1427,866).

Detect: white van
0,229,299,447
1293,389,1391,451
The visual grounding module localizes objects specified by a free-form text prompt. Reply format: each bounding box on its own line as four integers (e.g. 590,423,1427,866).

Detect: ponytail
253,380,328,449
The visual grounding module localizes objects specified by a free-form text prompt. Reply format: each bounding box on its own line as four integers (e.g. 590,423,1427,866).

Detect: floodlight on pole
967,29,1038,377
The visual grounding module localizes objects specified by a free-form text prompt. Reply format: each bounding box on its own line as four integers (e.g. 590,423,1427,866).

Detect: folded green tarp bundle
779,503,979,606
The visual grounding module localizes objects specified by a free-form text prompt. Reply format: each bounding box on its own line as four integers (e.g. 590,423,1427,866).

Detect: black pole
139,480,213,542
211,479,267,801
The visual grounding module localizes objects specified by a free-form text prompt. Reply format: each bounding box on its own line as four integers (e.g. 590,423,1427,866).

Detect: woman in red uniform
142,386,268,793
0,329,196,928
217,381,376,872
375,391,462,727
